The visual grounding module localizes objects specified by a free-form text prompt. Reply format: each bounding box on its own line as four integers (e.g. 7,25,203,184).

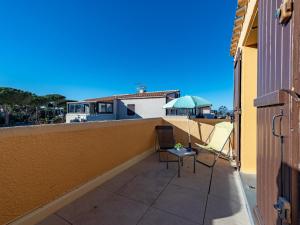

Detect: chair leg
178,156,181,177
166,153,169,169
196,146,231,168
211,151,223,167
195,149,214,168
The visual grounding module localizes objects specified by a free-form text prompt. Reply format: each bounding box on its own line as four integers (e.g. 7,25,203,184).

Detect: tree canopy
0,87,69,126
0,87,34,106
0,87,67,107
218,105,228,117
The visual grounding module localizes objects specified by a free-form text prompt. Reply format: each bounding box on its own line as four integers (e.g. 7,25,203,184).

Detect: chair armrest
195,143,213,151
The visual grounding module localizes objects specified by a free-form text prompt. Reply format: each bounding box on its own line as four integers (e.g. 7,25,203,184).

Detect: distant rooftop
84,90,180,102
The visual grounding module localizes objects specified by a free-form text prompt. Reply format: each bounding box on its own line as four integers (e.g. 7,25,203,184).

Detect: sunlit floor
240,172,256,222
38,152,251,225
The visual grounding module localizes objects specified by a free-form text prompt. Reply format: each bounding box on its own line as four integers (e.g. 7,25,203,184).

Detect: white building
66,90,180,123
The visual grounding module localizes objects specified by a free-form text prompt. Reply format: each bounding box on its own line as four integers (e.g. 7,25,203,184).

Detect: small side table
166,148,196,177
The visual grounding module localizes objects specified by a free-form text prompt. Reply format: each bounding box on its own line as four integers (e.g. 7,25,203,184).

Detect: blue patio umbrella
163,95,212,148
163,95,211,109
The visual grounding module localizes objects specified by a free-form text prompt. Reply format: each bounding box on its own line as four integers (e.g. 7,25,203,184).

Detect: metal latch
272,110,284,138
274,197,291,224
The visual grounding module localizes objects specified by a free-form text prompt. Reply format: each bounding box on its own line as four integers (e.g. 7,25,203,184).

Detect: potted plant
174,143,183,151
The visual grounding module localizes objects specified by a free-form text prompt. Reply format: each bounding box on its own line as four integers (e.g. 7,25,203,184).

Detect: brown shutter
233,49,242,169
254,0,299,224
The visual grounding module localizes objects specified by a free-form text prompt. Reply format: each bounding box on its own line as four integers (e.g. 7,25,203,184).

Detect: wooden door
233,50,242,169
291,0,300,223
254,0,299,224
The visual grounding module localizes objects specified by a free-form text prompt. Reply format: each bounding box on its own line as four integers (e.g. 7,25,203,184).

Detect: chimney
136,85,147,93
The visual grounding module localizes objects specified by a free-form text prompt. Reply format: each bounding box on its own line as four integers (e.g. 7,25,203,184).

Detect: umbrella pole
187,111,191,148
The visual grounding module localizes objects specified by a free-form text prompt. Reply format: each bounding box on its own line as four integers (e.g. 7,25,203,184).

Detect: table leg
193,155,196,173
181,157,183,167
166,153,168,169
178,156,180,177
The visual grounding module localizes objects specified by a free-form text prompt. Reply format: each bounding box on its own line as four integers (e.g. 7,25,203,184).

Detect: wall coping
0,118,162,137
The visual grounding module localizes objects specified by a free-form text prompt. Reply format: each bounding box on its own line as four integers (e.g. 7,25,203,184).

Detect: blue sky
0,0,236,109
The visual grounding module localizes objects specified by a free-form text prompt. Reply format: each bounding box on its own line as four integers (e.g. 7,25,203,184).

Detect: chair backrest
207,122,233,152
155,125,175,149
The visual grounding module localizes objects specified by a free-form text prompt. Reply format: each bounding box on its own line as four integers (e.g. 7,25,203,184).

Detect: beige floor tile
100,170,137,193
67,193,148,225
57,188,113,221
138,208,199,225
153,184,206,224
204,194,251,225
36,215,70,225
209,169,244,205
117,169,174,205
170,166,210,193
37,153,252,225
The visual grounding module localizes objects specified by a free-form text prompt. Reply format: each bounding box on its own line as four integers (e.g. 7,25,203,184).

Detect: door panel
255,0,297,224
256,103,290,225
292,0,300,223
233,50,242,168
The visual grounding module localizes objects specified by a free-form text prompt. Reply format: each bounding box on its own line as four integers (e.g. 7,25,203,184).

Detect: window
68,104,75,113
68,103,90,114
127,104,135,116
97,102,113,114
90,103,96,114
75,104,83,113
84,104,90,114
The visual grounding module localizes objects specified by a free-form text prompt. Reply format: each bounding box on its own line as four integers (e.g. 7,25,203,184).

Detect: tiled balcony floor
38,153,251,225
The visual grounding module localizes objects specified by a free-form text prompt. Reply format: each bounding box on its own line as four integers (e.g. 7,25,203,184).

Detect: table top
167,148,196,157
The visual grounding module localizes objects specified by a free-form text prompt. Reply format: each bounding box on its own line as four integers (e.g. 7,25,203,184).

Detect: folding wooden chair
196,122,233,168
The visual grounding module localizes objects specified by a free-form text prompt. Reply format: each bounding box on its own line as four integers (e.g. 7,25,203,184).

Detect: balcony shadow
116,101,142,120
162,118,232,156
161,118,247,225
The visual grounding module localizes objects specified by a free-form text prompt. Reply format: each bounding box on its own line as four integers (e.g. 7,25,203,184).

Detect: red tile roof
85,90,180,102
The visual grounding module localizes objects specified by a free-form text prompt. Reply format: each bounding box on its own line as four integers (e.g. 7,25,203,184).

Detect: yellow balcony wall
0,118,162,225
240,46,257,173
0,117,234,225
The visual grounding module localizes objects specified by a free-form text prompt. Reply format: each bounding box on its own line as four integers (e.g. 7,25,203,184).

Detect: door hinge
234,109,241,115
274,197,291,224
282,89,300,102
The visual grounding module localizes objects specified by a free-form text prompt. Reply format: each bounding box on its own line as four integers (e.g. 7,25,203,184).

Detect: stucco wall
117,98,166,120
0,118,162,225
240,46,257,173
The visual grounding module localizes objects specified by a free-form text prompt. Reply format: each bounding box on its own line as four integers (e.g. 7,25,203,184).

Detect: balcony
0,118,251,225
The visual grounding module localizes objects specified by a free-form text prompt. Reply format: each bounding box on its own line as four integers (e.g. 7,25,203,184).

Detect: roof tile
84,90,179,102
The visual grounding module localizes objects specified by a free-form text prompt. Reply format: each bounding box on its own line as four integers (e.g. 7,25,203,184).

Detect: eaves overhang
230,0,249,56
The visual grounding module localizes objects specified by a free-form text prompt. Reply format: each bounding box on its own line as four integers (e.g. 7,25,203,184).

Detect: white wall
66,97,168,122
117,98,166,120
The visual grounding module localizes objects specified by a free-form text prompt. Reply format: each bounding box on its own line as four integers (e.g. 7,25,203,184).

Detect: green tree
43,94,66,105
0,87,34,105
0,88,35,125
218,105,228,118
0,87,68,126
